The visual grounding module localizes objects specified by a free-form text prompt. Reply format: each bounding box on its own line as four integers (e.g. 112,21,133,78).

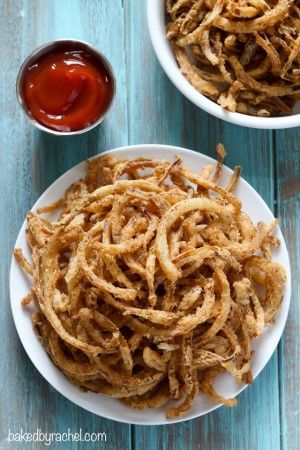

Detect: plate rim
9,144,291,425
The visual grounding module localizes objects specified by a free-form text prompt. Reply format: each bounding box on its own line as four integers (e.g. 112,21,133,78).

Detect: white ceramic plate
147,0,300,129
10,144,291,425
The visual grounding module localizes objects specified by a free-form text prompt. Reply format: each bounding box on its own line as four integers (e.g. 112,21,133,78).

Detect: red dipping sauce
20,45,114,132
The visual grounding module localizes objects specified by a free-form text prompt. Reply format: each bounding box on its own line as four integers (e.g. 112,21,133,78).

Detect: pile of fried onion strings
166,0,300,116
14,147,286,418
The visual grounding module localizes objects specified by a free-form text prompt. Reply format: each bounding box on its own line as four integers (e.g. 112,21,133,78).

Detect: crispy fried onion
166,0,300,116
15,150,286,418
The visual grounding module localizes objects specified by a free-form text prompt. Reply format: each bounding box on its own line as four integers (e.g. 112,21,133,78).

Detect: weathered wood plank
134,354,280,450
1,0,299,449
275,129,300,450
125,2,281,449
124,2,183,145
0,1,131,449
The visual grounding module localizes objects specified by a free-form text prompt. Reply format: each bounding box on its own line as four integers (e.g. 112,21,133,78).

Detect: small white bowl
147,0,300,129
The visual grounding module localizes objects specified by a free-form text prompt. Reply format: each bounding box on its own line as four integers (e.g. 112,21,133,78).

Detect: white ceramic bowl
10,144,290,425
147,0,300,129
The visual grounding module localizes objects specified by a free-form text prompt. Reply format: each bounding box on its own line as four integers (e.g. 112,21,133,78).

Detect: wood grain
125,3,282,449
0,1,298,449
0,1,131,449
275,129,300,450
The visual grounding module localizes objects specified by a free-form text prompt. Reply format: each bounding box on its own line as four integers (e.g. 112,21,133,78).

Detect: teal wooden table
0,1,299,449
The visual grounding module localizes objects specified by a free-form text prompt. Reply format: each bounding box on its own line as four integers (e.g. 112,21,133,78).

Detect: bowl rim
147,0,300,130
10,144,291,425
16,38,116,136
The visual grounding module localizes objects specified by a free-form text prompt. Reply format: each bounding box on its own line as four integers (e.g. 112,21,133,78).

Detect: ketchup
21,47,114,132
